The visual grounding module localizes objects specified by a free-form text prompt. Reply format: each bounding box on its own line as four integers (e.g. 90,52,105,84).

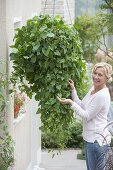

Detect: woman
57,62,113,170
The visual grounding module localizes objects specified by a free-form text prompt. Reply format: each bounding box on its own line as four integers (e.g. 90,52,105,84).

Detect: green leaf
47,32,55,37
59,59,65,63
31,55,37,63
54,50,60,56
42,47,50,56
33,43,40,51
23,56,29,59
10,53,16,60
39,25,47,32
41,33,47,39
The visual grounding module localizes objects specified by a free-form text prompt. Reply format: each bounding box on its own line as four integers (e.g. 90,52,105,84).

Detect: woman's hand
57,96,73,105
69,79,75,91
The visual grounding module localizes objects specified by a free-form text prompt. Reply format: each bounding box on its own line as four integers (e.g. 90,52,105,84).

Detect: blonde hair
93,62,113,81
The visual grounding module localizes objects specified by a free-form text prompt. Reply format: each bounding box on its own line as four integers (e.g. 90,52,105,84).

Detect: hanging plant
10,14,87,148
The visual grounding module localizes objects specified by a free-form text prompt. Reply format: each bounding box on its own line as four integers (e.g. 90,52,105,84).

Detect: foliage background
0,62,14,170
74,0,113,64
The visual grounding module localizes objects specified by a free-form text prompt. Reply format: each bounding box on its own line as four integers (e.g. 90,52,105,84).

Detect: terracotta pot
14,105,20,118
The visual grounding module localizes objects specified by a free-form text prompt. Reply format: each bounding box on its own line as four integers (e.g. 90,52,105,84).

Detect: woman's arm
69,79,82,106
71,95,104,121
70,88,82,106
57,94,105,122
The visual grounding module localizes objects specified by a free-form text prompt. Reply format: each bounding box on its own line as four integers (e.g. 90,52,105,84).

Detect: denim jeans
84,140,108,170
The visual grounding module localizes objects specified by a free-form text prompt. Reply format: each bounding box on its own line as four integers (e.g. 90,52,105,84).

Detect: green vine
0,63,14,170
10,15,87,148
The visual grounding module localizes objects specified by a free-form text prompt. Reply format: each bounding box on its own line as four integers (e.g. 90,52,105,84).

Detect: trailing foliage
0,64,14,170
10,14,87,148
42,119,83,149
66,119,83,148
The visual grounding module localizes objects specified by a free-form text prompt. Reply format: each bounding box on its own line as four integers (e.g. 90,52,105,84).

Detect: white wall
4,0,42,169
41,0,75,24
13,102,31,170
64,0,75,24
6,0,41,50
31,98,41,168
41,0,64,17
0,0,6,67
13,98,41,170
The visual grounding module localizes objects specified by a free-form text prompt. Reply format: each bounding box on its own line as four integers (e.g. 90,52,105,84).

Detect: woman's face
92,67,107,88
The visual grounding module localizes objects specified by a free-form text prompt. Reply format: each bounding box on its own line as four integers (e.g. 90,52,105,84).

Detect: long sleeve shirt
70,86,111,146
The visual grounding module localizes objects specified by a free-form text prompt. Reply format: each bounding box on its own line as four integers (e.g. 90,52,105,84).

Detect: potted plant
14,91,25,118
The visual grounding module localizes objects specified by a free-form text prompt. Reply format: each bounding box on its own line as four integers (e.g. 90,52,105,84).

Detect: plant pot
14,105,20,118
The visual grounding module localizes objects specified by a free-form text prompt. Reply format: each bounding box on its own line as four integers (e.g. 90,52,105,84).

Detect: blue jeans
84,140,108,170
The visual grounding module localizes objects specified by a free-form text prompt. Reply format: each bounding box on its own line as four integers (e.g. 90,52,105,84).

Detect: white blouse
70,87,111,146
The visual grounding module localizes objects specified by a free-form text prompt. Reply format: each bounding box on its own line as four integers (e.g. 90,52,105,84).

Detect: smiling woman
57,62,113,170
92,62,113,94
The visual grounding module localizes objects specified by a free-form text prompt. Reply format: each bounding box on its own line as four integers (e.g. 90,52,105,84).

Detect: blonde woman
57,62,113,170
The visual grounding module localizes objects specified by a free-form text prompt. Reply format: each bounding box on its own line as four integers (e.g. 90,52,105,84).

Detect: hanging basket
10,14,86,149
